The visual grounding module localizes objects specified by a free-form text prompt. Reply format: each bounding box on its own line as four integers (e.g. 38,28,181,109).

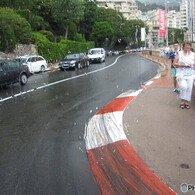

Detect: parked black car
0,59,31,87
59,53,89,70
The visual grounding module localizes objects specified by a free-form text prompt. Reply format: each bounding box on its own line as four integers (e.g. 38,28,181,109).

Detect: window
31,57,37,62
8,61,18,70
27,58,31,62
37,57,43,61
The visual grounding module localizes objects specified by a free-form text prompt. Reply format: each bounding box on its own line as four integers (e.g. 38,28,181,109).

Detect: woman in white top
173,42,195,109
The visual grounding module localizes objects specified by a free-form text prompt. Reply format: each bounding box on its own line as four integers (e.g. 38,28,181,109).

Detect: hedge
32,32,95,61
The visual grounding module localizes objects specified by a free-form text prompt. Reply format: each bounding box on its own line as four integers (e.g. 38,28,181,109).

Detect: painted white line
0,55,125,103
85,111,127,150
117,89,142,98
145,80,154,86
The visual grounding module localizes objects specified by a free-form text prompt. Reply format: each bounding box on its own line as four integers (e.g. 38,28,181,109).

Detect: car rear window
89,50,100,55
65,54,79,59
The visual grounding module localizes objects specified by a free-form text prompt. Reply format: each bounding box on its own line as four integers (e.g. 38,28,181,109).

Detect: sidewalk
123,57,195,194
46,62,59,71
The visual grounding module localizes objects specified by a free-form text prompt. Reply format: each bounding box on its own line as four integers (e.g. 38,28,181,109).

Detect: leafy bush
39,30,54,42
73,33,86,42
60,40,94,53
56,36,65,43
32,32,67,61
0,25,17,52
15,9,31,20
32,32,95,61
0,7,32,52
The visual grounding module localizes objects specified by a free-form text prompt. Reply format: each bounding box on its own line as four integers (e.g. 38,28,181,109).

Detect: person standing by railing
169,42,180,93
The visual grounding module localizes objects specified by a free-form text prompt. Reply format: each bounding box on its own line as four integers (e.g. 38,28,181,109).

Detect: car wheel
20,73,28,85
40,65,45,72
60,67,64,71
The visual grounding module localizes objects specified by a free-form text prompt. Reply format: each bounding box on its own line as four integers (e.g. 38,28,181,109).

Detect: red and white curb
84,74,177,194
46,66,59,71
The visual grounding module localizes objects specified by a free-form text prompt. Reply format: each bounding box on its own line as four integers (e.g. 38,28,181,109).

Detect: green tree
125,19,145,48
16,9,49,31
94,7,126,48
0,7,32,52
28,14,49,31
168,28,185,44
92,21,114,47
80,0,98,41
51,0,84,40
33,0,53,26
0,0,35,9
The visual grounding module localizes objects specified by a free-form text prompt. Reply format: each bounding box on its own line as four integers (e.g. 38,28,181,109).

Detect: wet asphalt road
0,54,158,195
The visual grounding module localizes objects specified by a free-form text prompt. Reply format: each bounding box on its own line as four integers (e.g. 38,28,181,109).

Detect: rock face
0,44,38,60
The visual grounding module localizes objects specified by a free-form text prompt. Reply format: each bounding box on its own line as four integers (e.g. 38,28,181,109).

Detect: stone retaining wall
0,44,37,60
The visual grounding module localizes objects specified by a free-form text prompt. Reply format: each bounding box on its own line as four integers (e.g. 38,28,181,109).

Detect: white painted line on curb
85,111,126,150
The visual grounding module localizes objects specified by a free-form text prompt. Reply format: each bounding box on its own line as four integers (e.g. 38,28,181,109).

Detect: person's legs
184,78,194,108
171,68,179,92
177,77,194,108
173,77,177,88
178,78,187,100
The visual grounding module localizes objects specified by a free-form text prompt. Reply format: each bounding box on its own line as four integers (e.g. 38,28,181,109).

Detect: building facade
167,10,181,29
145,10,164,48
180,0,195,41
97,0,139,20
145,8,181,48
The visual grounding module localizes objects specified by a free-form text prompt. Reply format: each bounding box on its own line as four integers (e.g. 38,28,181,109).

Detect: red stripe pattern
88,140,175,195
85,75,176,194
96,96,135,115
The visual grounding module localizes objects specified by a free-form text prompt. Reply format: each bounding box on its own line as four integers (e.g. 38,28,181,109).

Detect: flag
159,10,166,36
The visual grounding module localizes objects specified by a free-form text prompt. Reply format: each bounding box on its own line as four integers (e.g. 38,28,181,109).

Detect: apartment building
145,10,164,48
96,0,139,20
145,9,181,48
180,0,195,41
167,10,181,28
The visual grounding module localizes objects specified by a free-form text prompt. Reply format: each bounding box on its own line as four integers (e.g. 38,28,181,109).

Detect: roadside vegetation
0,0,146,60
0,0,183,61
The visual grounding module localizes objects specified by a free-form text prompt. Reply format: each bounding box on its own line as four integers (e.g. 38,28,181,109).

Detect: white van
87,48,106,63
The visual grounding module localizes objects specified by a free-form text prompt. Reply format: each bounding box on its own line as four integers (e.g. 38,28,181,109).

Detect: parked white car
87,48,106,63
15,55,47,73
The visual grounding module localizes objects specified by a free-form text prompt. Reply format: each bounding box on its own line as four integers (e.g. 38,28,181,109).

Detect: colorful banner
158,10,166,36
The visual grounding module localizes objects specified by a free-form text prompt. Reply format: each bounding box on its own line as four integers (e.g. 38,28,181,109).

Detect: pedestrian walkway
123,55,195,194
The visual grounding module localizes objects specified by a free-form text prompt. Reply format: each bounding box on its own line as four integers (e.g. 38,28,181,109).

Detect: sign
158,10,166,36
141,27,146,41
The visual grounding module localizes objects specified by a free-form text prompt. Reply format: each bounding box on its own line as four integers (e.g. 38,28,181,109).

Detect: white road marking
0,55,125,103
